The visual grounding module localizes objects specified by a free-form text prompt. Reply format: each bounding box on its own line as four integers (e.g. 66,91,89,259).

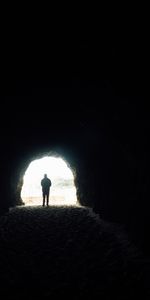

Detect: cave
20,154,78,206
0,81,150,296
0,77,150,257
0,24,150,298
8,148,78,207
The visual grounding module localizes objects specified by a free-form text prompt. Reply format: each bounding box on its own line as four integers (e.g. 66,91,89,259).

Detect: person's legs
46,191,49,206
43,193,46,206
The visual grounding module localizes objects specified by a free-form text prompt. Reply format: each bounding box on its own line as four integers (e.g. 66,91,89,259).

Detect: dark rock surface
0,206,149,299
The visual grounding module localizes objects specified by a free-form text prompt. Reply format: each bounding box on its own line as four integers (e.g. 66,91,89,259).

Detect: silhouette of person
41,174,52,206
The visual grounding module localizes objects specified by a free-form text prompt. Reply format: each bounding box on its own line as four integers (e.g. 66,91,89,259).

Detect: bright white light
21,156,78,206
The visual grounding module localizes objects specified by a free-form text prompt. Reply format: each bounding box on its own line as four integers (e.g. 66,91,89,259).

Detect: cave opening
20,155,78,207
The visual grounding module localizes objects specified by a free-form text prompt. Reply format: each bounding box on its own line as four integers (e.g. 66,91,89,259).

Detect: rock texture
0,206,149,299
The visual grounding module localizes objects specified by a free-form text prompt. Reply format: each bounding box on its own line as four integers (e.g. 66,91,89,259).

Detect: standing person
41,174,52,206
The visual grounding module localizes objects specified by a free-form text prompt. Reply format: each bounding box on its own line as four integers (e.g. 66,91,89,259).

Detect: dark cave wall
75,131,140,222
73,118,150,253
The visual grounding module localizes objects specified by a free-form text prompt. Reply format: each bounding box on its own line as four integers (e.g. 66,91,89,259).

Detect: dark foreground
0,206,149,299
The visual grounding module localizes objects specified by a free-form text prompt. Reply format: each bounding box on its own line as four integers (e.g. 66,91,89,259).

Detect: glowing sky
21,156,77,206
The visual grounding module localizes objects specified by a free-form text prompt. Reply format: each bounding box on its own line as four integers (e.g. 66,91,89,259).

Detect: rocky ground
0,205,149,299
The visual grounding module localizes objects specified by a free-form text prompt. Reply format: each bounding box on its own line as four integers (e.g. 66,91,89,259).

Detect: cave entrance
21,156,78,206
